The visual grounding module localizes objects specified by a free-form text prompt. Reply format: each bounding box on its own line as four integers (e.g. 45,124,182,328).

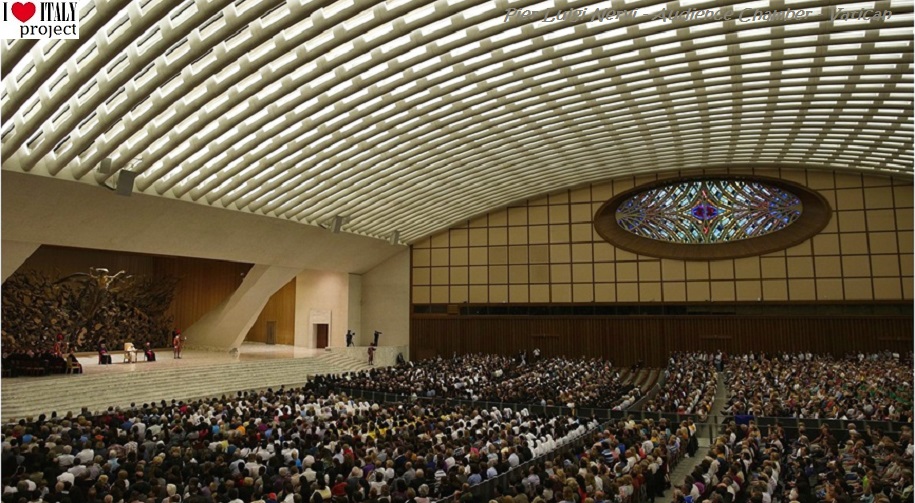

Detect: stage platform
1,343,375,423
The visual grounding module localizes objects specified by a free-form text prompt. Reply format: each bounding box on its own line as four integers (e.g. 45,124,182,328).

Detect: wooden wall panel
154,256,251,331
245,279,296,345
411,170,913,303
410,315,913,367
17,245,252,334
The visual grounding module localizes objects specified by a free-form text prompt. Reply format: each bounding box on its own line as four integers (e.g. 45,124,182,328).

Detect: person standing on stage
346,330,355,347
367,342,376,365
373,330,381,346
53,333,65,357
172,329,183,359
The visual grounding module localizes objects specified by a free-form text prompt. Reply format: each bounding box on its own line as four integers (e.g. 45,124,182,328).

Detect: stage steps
319,351,374,373
626,368,650,388
639,369,660,394
1,354,374,423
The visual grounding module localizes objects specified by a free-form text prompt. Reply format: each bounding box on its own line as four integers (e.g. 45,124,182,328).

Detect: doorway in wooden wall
266,321,277,345
315,324,329,349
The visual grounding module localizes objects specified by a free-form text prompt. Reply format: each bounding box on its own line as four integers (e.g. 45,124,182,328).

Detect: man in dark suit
373,331,381,346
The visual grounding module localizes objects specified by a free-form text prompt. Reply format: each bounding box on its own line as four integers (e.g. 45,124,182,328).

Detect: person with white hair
163,483,178,503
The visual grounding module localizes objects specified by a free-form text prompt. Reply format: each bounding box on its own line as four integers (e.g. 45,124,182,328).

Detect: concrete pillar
347,273,362,343
184,264,300,350
361,249,409,351
2,240,40,283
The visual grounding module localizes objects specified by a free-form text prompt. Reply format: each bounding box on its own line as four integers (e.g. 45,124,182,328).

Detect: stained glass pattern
615,180,803,244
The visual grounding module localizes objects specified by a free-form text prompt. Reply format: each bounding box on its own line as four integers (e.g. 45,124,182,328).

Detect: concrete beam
1,171,404,273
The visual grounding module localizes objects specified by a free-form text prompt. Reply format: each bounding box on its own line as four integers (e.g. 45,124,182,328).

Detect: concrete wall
293,269,352,349
361,249,410,350
2,171,401,274
266,260,408,351
347,274,363,343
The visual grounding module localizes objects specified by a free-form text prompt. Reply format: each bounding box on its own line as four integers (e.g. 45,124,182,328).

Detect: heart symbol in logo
11,2,35,22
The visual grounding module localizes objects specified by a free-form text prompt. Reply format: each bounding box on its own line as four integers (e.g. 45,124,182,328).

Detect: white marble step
318,352,375,372
1,354,363,423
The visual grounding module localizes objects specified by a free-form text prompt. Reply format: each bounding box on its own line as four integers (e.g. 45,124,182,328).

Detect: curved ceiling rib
2,0,912,243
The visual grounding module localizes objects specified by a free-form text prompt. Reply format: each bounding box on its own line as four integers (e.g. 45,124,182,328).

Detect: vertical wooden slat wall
410,315,913,367
154,256,252,332
244,279,297,345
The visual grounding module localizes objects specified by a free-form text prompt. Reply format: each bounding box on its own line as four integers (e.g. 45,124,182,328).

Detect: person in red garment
52,333,65,357
172,329,183,359
367,342,376,365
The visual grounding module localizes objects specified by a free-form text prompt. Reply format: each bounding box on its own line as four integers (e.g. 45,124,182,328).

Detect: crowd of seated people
473,357,637,409
0,349,80,377
676,414,913,503
455,415,695,503
642,353,718,421
1,334,84,377
723,352,913,422
334,353,514,399
1,335,158,376
3,349,911,503
334,354,637,409
1,379,603,503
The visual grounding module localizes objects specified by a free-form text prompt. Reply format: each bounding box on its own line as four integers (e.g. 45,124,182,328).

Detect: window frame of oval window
592,175,832,261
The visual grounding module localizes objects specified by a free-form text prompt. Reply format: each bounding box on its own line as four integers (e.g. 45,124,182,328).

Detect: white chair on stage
123,342,138,363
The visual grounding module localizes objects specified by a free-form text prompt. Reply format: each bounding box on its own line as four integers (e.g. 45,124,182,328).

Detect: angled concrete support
184,264,301,350
2,240,40,283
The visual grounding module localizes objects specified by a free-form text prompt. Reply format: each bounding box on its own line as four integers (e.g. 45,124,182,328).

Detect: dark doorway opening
315,324,329,349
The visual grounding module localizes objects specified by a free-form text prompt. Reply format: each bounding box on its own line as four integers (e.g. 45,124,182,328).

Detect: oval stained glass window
615,179,803,244
593,176,832,260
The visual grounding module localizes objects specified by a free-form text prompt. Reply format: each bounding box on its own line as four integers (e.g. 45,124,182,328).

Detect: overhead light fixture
95,157,139,197
98,158,115,175
330,215,348,233
114,170,138,196
388,230,400,245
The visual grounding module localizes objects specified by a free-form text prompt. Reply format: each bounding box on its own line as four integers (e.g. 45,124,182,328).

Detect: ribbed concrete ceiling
1,0,912,243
